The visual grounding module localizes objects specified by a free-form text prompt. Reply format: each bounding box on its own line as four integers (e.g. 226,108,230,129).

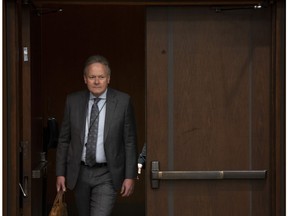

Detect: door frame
4,1,21,215
4,0,33,215
3,1,285,216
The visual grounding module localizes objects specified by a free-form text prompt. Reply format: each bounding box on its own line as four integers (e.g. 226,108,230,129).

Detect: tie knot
94,98,101,104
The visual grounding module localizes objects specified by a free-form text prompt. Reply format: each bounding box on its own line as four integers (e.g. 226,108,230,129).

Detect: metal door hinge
23,47,29,62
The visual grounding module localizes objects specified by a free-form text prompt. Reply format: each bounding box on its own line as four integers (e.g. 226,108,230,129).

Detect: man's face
84,63,110,97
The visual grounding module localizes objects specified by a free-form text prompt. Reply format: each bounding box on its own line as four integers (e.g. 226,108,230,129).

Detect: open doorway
5,1,284,216
31,4,146,215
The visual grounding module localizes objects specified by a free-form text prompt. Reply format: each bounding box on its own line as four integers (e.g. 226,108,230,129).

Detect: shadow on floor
111,202,145,216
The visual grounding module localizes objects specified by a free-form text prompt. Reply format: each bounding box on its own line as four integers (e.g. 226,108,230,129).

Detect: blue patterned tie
86,98,101,167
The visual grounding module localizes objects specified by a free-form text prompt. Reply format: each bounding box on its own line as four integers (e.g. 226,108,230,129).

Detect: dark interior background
31,5,146,215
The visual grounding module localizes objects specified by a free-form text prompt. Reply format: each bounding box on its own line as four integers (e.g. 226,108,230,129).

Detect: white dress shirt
82,90,107,163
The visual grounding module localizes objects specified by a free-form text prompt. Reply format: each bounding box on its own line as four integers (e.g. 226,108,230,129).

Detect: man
137,143,146,175
56,55,138,216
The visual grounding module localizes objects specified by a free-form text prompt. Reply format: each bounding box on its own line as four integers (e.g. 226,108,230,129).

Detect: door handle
19,176,28,197
151,161,267,189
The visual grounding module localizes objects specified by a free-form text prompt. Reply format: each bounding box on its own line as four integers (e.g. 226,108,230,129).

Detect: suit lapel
104,88,117,142
80,91,90,145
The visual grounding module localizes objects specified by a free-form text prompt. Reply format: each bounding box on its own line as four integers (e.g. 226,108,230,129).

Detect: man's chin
91,90,103,97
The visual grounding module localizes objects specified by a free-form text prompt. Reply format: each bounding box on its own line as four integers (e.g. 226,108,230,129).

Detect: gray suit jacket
56,88,138,190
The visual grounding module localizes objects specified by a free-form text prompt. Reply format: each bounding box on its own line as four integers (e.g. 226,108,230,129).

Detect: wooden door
146,6,277,216
20,3,47,215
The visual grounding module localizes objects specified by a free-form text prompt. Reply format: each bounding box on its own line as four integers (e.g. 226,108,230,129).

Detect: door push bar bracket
151,161,267,189
32,152,48,179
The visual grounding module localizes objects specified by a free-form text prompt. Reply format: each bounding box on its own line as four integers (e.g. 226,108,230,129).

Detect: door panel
20,4,46,215
20,4,33,215
147,6,272,216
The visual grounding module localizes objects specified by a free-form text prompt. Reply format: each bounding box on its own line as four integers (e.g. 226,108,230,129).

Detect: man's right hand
56,176,66,192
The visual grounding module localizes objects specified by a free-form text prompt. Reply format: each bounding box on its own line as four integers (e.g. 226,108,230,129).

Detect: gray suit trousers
74,165,117,216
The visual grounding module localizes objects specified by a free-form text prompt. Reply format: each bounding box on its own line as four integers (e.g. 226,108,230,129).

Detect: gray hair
83,55,111,76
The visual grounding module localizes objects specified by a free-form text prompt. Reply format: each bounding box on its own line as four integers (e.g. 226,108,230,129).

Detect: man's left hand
120,179,135,197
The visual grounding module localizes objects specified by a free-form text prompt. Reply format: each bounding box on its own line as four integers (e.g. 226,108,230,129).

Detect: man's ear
83,75,87,84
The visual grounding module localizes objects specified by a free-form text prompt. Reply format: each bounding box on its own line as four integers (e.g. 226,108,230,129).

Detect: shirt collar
89,89,107,100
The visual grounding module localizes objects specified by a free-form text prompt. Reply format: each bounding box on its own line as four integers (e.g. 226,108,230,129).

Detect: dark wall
35,5,146,215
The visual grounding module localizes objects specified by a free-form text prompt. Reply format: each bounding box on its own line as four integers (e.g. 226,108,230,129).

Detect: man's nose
94,77,99,83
